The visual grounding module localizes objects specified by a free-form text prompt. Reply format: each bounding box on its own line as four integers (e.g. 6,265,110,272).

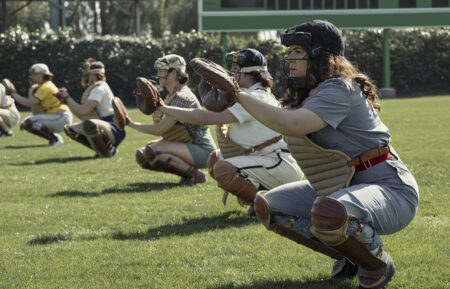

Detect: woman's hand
152,110,163,123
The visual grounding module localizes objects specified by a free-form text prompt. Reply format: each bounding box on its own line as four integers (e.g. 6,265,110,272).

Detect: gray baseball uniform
265,78,419,251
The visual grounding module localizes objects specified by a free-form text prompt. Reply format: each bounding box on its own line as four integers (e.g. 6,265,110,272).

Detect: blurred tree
0,0,198,36
0,0,48,33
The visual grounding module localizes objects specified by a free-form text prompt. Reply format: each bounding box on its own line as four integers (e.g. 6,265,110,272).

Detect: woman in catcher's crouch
158,48,303,214
54,59,126,158
127,54,216,186
226,20,418,289
11,63,72,146
0,79,20,137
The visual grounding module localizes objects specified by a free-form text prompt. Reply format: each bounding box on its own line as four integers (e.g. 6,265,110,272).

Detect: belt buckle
363,159,373,169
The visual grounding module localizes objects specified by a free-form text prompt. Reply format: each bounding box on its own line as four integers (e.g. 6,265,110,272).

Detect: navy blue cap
226,48,273,80
281,20,345,57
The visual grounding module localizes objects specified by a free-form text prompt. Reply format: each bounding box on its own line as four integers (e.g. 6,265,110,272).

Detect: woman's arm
127,115,177,136
11,92,40,107
158,105,238,125
236,91,327,136
66,98,98,119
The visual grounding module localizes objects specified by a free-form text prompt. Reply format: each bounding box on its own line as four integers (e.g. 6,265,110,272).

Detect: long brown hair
281,53,380,110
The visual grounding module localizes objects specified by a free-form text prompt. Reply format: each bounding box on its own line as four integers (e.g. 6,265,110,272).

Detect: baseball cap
226,48,273,80
28,63,53,76
280,20,345,57
154,54,186,76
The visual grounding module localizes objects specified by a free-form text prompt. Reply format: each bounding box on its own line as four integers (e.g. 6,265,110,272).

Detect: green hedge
1,26,449,108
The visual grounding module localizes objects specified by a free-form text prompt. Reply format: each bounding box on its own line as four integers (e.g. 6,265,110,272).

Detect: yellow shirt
33,81,69,114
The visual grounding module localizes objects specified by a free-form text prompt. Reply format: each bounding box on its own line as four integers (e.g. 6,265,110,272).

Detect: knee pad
143,145,158,162
213,160,257,204
207,150,219,178
20,118,33,131
310,196,349,246
64,125,90,147
135,149,151,169
254,191,271,228
213,160,238,188
82,120,100,136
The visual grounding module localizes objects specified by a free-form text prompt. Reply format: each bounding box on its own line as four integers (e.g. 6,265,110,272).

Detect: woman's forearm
236,91,326,136
159,105,209,125
127,120,164,136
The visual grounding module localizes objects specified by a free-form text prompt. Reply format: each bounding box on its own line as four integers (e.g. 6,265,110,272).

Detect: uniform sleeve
227,102,252,123
303,78,352,129
87,85,107,103
34,83,52,101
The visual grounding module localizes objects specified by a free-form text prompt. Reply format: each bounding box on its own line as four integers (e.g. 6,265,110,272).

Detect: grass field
1,96,449,289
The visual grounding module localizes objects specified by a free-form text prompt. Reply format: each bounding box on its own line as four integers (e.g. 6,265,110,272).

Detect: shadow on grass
28,234,72,246
112,211,258,241
48,182,179,197
9,156,94,166
2,144,49,149
207,278,352,289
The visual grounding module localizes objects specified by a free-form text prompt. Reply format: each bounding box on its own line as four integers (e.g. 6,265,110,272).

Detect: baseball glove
134,77,164,115
112,97,128,129
2,78,16,95
198,80,232,112
189,58,240,105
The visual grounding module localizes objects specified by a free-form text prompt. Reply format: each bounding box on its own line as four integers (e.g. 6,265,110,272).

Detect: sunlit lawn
0,95,449,289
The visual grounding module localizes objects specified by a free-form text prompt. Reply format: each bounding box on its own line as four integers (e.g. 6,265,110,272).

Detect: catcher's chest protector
160,86,193,143
80,81,103,120
215,125,246,159
284,135,354,196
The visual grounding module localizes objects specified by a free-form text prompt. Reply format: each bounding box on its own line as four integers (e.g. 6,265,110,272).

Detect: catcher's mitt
1,78,16,95
189,58,240,104
112,97,128,129
198,80,231,112
134,77,164,115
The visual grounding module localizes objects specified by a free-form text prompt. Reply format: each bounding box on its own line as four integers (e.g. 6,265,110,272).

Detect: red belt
353,152,393,171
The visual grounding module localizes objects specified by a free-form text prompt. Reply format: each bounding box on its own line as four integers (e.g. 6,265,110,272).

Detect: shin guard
212,160,257,204
254,191,343,260
83,120,111,157
311,197,391,288
64,124,91,150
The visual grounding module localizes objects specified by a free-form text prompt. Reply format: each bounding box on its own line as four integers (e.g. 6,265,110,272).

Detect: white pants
222,149,303,190
22,110,72,133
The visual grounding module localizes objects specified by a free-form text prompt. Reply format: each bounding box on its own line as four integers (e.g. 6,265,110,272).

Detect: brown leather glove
190,58,240,105
134,77,165,115
1,78,16,95
198,80,233,112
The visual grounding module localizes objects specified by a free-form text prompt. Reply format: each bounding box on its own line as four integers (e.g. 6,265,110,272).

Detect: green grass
1,96,449,289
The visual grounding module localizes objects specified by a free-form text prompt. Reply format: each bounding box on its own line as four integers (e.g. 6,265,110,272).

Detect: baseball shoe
357,252,395,289
331,258,358,279
49,133,64,146
179,169,206,186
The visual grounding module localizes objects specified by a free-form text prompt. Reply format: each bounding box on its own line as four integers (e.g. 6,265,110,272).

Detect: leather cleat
179,169,206,186
357,254,395,289
331,258,358,279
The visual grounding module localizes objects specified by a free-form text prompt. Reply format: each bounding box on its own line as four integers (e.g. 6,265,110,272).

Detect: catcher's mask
225,48,273,80
154,54,187,79
280,20,344,89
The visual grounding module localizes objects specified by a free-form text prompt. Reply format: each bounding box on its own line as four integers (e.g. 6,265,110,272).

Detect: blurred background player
55,59,126,158
0,79,20,137
11,63,72,146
